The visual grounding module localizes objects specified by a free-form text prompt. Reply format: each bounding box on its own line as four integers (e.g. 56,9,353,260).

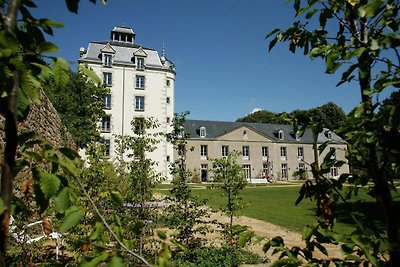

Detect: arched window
278,130,284,140
200,126,206,138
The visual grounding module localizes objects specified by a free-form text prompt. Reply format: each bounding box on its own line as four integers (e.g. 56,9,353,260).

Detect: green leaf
107,257,125,267
52,57,70,87
79,252,109,267
370,39,379,50
364,0,384,17
66,0,79,13
89,221,104,241
0,198,5,215
60,206,85,233
78,64,101,86
38,42,58,53
55,187,70,213
39,171,61,198
305,9,319,19
110,191,124,206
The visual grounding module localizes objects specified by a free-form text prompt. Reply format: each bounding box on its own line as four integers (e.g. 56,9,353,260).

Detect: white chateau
78,26,175,179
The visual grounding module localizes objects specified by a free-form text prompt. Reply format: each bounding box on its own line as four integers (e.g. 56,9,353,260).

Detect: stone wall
0,90,76,151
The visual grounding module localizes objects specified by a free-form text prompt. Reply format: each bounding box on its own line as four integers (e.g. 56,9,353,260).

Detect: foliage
172,245,261,267
237,102,346,131
114,117,164,259
164,112,210,253
44,69,109,148
266,0,400,265
210,152,247,242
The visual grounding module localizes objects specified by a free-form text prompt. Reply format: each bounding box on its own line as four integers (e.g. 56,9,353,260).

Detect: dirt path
205,212,343,266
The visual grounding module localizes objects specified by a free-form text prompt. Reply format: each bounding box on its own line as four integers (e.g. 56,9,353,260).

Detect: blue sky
33,0,361,121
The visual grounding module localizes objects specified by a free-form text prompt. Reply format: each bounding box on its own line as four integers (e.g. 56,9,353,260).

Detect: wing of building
78,26,175,179
182,120,349,182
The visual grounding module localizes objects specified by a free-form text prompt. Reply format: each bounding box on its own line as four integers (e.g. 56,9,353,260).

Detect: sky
32,0,362,121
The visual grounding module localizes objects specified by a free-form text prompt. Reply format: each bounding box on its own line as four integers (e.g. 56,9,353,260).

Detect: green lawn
157,183,400,234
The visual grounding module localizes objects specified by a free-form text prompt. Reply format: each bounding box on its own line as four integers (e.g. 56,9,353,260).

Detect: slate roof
184,120,346,144
80,41,163,67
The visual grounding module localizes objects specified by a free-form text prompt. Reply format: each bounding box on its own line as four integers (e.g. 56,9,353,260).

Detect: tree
266,0,400,265
211,152,247,242
44,70,109,148
236,109,285,124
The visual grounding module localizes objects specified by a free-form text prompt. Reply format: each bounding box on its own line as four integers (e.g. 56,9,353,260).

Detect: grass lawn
157,183,400,234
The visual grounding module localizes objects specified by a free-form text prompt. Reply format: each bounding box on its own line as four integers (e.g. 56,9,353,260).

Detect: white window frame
278,130,284,140
280,147,287,160
262,146,268,160
298,163,305,171
330,166,338,178
281,163,288,179
263,163,269,177
242,146,250,160
103,72,112,86
103,54,112,67
103,139,111,158
135,96,145,111
104,94,111,109
222,145,229,157
243,164,251,180
200,145,208,160
200,127,206,138
136,75,145,89
101,116,111,132
297,147,304,160
166,97,170,104
136,57,145,70
330,147,336,159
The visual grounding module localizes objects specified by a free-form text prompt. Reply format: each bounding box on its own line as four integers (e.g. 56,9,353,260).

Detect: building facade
182,120,349,182
78,26,175,178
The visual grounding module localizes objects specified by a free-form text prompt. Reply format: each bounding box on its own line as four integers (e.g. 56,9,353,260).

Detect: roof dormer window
137,57,145,70
103,54,112,67
325,130,332,140
278,130,284,140
200,126,206,138
295,131,301,141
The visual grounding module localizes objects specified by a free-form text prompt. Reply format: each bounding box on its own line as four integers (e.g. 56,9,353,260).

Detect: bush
172,246,261,267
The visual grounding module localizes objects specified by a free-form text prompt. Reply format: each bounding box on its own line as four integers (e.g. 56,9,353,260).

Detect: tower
78,26,175,179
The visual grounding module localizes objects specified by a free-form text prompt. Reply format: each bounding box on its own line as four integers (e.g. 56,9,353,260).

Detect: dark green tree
44,70,109,148
266,0,400,265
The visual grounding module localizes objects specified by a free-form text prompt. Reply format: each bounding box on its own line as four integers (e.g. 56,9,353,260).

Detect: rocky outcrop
0,90,76,152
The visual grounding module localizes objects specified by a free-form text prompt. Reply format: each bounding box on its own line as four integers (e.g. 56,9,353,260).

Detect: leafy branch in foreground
266,0,400,265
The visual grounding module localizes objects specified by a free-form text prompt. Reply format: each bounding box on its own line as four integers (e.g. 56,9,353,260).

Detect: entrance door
201,164,208,182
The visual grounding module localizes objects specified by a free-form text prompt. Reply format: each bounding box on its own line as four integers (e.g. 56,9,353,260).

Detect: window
200,126,206,138
166,117,170,123
281,163,288,179
135,96,145,111
262,146,269,160
278,130,284,140
101,116,111,132
242,146,250,160
200,145,208,160
330,147,336,159
137,57,145,70
166,155,170,162
325,130,332,140
297,147,304,160
103,139,110,158
298,163,305,171
166,97,170,104
263,163,270,177
136,75,145,89
166,79,170,86
243,164,251,180
295,131,301,141
330,166,338,177
103,72,112,86
104,94,111,109
222,145,229,157
103,54,112,67
201,164,208,182
280,147,287,160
